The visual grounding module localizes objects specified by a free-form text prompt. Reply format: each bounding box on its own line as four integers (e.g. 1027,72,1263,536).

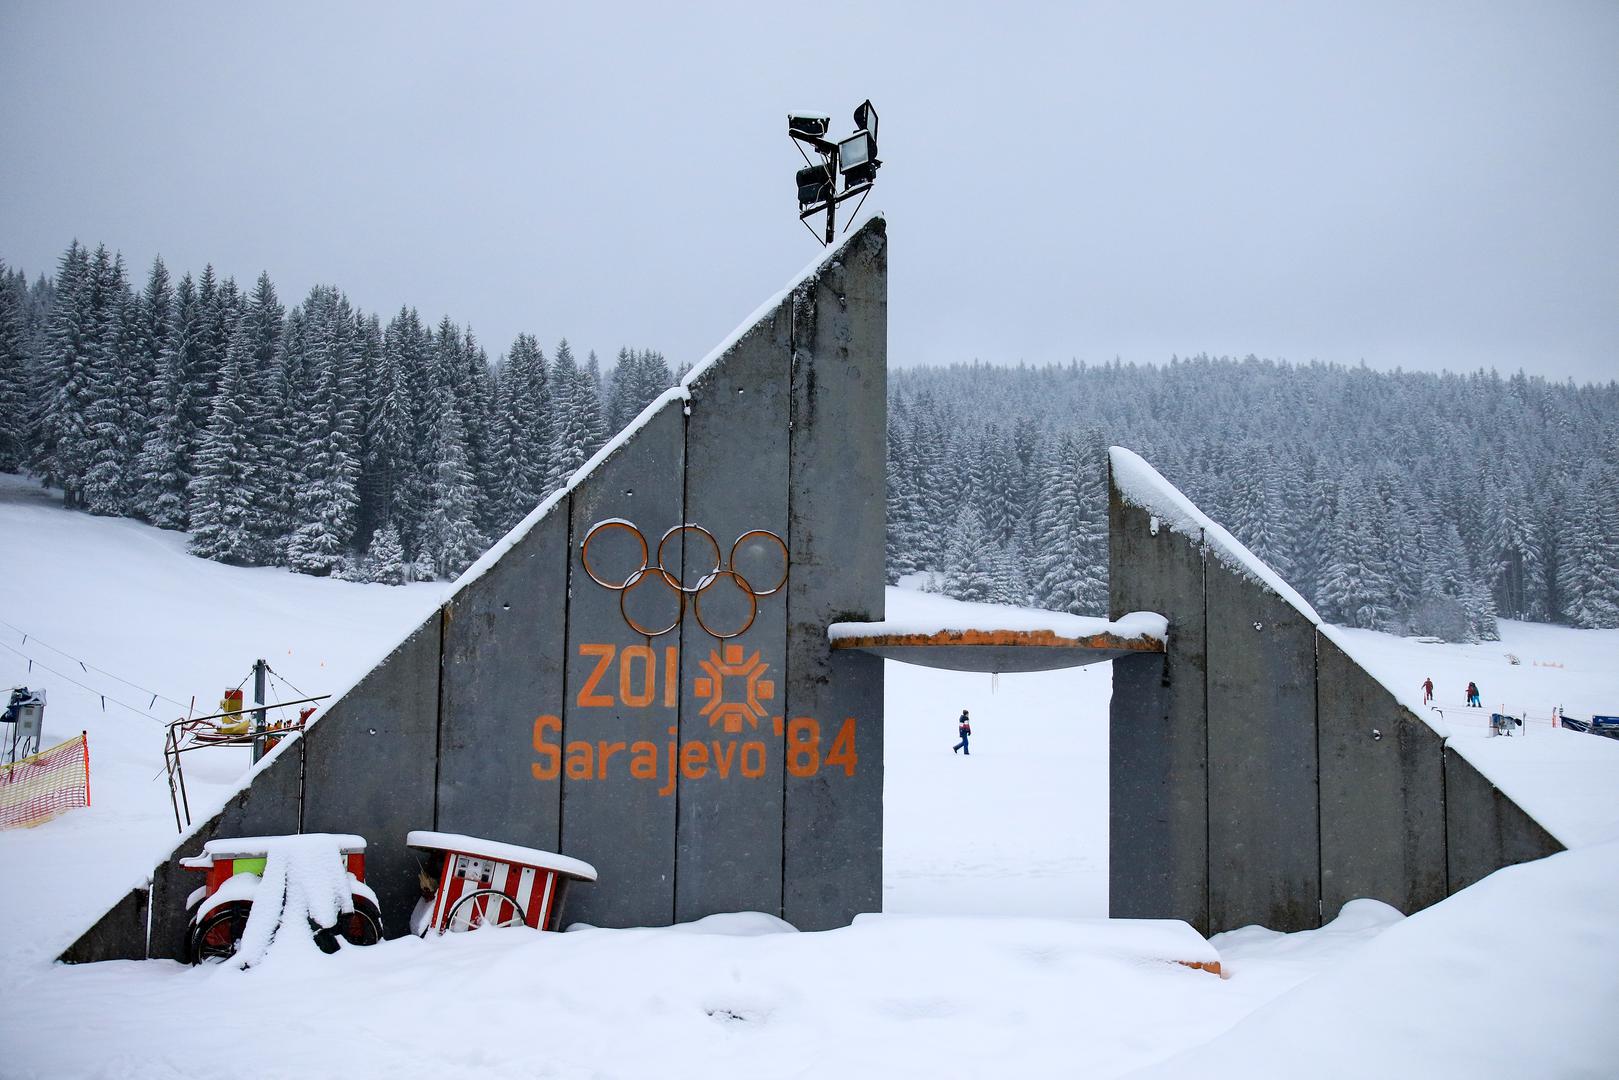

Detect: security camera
787,112,830,137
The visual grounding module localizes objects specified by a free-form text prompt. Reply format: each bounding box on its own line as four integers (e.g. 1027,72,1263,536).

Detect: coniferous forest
3,242,1617,638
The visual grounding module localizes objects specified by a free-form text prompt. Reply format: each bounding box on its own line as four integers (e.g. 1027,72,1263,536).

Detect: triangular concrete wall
1106,448,1562,935
65,218,888,962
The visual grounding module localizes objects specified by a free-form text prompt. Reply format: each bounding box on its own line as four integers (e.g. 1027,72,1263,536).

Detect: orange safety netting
0,732,91,830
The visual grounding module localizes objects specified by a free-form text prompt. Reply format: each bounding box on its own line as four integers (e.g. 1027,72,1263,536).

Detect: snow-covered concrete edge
829,595,1167,643
1109,446,1322,622
142,217,886,867
1112,446,1585,852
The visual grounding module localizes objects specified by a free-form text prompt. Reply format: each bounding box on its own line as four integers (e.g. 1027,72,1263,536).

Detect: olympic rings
580,519,788,639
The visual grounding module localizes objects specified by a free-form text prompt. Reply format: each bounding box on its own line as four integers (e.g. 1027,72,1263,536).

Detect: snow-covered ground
2,472,1617,1078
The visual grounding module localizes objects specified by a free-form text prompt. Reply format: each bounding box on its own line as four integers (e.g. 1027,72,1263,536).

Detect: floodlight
837,130,879,185
788,112,830,137
796,162,834,207
852,99,878,141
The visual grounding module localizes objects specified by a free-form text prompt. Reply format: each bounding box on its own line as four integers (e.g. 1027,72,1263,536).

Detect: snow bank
1109,446,1321,622
1136,840,1619,1078
829,587,1167,642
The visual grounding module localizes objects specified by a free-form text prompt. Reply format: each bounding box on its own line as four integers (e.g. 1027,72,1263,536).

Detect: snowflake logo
693,645,775,734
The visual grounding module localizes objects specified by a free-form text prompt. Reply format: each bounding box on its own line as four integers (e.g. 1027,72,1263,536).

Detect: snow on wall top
829,587,1166,643
1109,446,1322,623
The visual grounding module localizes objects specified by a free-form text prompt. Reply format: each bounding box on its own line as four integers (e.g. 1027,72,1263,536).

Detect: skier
952,710,972,755
1466,681,1481,708
1422,677,1434,705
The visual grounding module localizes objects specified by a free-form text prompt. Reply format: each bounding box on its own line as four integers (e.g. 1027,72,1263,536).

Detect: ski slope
2,472,1616,1078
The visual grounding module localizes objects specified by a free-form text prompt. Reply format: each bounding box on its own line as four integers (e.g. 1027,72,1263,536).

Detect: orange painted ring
620,566,685,637
581,521,648,591
657,524,722,594
692,570,759,640
729,530,789,597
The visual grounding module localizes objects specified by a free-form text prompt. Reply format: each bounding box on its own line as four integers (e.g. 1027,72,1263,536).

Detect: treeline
0,243,674,580
5,243,1618,636
890,358,1619,636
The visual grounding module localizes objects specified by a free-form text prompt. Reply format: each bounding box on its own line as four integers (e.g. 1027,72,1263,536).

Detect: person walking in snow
952,710,972,755
1422,677,1434,705
1466,681,1481,708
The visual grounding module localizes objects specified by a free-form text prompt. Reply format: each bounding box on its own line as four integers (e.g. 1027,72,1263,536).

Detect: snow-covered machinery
180,834,382,964
2,686,45,764
407,831,598,935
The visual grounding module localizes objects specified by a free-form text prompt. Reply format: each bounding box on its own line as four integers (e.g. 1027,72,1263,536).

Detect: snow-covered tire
312,895,384,953
187,900,252,964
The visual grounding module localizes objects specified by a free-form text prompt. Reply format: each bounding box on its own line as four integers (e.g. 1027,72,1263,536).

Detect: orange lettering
741,741,766,778
711,740,737,778
629,740,658,779
598,740,627,779
531,715,561,780
786,717,820,777
620,644,655,707
663,646,679,707
565,740,594,780
576,643,616,707
826,717,858,777
681,740,710,779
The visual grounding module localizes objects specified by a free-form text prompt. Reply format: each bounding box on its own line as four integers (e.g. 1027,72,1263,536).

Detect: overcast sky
2,2,1615,383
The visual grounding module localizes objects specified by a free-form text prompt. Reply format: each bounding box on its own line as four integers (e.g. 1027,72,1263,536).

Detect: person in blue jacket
952,710,972,755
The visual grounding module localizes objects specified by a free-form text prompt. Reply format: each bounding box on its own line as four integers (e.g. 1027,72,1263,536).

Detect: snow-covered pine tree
364,312,416,549
580,350,608,454
422,401,485,578
79,247,142,515
546,338,588,489
491,333,551,528
230,273,286,562
132,272,199,528
938,505,995,603
285,287,363,576
187,347,256,564
365,521,407,585
33,241,97,506
0,263,30,472
1029,431,1108,615
884,418,925,584
605,348,673,434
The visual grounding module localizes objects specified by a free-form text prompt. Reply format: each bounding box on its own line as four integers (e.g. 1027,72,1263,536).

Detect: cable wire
0,640,166,725
0,618,190,710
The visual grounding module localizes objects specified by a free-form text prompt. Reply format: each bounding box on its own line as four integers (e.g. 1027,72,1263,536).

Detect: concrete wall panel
1317,632,1447,918
783,219,887,930
1107,492,1209,934
301,614,442,937
60,886,149,964
439,503,570,854
562,399,687,926
676,300,793,922
1444,747,1562,894
1205,567,1320,933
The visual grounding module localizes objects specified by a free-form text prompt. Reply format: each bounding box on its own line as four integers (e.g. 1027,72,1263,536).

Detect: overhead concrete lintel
831,627,1162,673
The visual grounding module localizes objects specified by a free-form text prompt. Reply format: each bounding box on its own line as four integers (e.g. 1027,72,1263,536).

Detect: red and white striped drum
406,830,598,935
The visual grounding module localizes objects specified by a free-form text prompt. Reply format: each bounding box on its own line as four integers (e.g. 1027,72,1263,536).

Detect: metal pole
251,658,267,764
824,149,838,245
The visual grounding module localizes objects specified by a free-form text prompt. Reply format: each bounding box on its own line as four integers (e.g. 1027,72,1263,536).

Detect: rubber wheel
312,896,384,954
188,900,252,965
442,889,527,933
